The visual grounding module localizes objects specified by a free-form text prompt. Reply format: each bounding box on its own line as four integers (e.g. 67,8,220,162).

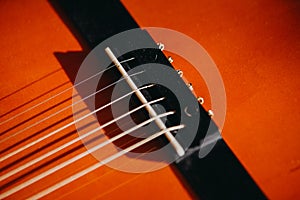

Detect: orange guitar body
0,0,299,199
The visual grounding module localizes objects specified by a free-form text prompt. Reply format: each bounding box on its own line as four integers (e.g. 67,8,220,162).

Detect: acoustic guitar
0,0,299,199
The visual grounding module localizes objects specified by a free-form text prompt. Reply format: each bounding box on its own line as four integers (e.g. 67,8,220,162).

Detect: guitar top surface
0,0,299,199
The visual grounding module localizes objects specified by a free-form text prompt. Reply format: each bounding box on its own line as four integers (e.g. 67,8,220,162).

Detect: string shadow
0,69,62,102
0,96,73,137
0,107,88,156
0,119,100,191
0,81,69,119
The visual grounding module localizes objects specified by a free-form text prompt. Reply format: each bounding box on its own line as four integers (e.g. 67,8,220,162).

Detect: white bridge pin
157,42,164,51
208,110,214,117
168,56,174,63
105,47,185,157
197,97,204,105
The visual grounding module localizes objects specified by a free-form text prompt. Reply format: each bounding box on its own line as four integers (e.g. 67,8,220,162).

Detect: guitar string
29,125,184,199
1,105,160,194
0,84,155,181
55,113,165,200
105,47,185,157
0,53,184,198
0,71,146,162
0,70,141,146
0,70,143,145
0,57,135,126
0,111,181,199
6,123,183,199
57,146,158,200
0,68,62,102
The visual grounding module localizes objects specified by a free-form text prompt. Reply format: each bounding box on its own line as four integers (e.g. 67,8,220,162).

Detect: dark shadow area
0,141,84,191
0,69,62,102
0,106,92,171
0,114,76,173
0,117,123,193
48,0,139,50
0,115,73,158
54,51,88,84
53,47,183,163
47,0,188,163
0,81,69,119
0,107,88,156
0,118,101,191
0,96,73,137
43,1,267,199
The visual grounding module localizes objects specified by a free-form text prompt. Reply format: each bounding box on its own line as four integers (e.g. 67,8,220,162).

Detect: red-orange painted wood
0,0,299,199
121,0,300,199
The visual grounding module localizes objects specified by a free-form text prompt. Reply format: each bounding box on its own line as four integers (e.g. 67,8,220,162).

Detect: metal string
0,112,183,199
0,57,135,126
0,48,186,199
29,125,184,199
0,70,143,145
0,84,155,181
0,72,145,162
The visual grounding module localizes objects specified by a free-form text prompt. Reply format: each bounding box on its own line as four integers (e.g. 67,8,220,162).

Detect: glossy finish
121,0,300,199
0,0,299,199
